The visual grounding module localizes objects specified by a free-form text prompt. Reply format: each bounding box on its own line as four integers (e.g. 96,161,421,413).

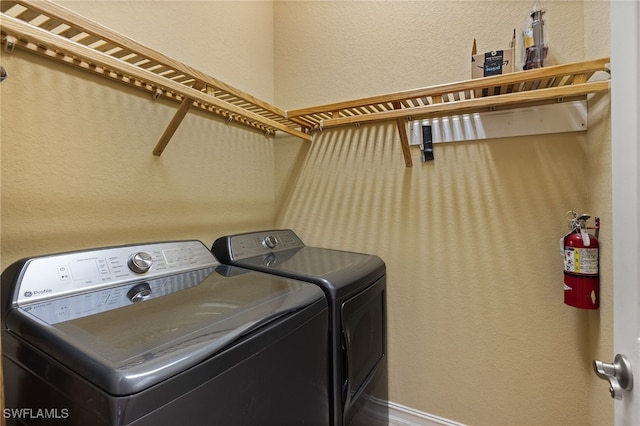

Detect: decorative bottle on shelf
523,4,549,69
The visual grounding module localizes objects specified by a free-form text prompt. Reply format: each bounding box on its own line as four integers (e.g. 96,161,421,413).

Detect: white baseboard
387,400,466,426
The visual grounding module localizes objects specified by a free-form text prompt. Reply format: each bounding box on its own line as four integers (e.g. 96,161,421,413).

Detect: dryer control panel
216,230,305,261
10,241,218,305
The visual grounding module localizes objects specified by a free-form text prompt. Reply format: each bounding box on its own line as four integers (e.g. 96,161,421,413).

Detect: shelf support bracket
153,82,204,156
4,35,16,53
393,102,413,167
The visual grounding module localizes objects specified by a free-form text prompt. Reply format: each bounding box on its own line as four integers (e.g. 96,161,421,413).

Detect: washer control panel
18,266,215,324
224,230,305,260
13,240,218,305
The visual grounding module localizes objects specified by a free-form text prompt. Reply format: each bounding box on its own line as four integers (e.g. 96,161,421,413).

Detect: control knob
127,283,152,303
263,235,278,249
128,252,153,274
263,253,278,267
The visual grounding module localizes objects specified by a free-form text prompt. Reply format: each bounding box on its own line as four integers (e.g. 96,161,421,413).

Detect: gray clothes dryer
2,240,330,426
212,230,388,426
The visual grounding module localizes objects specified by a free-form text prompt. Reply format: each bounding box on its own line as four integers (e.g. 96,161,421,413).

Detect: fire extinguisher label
564,247,599,274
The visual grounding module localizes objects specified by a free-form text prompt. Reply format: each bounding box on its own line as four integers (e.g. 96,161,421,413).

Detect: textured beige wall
274,1,586,109
1,1,276,268
274,1,612,425
58,0,276,102
1,1,613,425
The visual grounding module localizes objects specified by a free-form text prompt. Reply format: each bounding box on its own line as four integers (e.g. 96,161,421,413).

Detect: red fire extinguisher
561,211,600,309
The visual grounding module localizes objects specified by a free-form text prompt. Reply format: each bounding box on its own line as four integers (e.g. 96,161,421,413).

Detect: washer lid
227,246,385,299
6,265,324,396
212,230,385,298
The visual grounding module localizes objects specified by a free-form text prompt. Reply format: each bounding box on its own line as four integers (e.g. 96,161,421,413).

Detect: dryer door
341,276,386,414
